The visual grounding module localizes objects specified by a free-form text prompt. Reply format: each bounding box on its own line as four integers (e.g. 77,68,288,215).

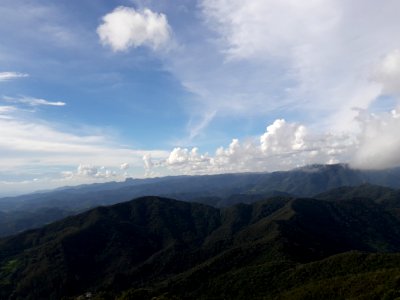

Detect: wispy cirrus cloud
0,105,168,195
0,106,17,114
2,96,66,107
145,0,400,138
0,72,29,81
0,115,167,169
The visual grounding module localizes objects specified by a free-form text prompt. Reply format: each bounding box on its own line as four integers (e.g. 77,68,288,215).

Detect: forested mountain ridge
2,184,400,299
2,164,400,238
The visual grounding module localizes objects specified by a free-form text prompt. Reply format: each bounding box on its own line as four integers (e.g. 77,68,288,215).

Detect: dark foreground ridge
2,184,400,299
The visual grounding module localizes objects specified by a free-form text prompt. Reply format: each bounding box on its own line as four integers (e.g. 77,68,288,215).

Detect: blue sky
2,0,400,195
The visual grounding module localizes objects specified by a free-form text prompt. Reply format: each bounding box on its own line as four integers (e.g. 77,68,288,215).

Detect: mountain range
2,163,400,238
2,183,400,299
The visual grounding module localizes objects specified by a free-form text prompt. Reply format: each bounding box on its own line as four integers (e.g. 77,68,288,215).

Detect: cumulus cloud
120,163,130,170
60,164,119,181
143,107,400,174
352,108,400,169
143,154,155,176
0,72,29,81
61,171,74,180
143,154,153,169
3,96,66,107
166,147,210,167
144,118,356,175
260,119,306,154
77,164,98,177
97,6,171,52
167,148,193,165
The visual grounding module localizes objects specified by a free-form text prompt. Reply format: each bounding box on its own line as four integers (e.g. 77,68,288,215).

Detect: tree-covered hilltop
2,184,400,299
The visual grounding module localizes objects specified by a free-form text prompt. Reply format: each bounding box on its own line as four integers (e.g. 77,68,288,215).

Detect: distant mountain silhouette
2,185,400,299
2,163,400,237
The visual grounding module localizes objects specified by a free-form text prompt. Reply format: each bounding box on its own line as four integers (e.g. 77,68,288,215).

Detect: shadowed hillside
2,185,400,299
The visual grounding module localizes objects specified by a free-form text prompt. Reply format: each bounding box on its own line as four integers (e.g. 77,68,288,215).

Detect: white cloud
201,0,340,60
120,162,130,170
61,171,74,180
97,6,171,52
0,119,166,168
3,96,66,107
187,110,217,140
0,96,167,195
0,163,126,196
144,106,400,174
143,154,155,176
0,109,168,180
77,164,98,177
352,108,400,169
157,0,400,137
75,164,118,179
145,118,355,175
0,72,28,81
260,119,306,154
375,49,400,95
0,105,17,120
166,147,210,166
143,154,153,169
0,106,16,114
166,148,191,165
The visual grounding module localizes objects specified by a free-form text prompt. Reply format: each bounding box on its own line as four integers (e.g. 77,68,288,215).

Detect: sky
1,0,400,195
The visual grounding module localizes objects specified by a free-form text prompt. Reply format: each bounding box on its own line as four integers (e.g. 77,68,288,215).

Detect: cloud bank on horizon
1,0,400,195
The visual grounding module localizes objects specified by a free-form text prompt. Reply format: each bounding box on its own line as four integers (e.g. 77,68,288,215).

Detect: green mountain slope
0,197,222,299
2,186,400,299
